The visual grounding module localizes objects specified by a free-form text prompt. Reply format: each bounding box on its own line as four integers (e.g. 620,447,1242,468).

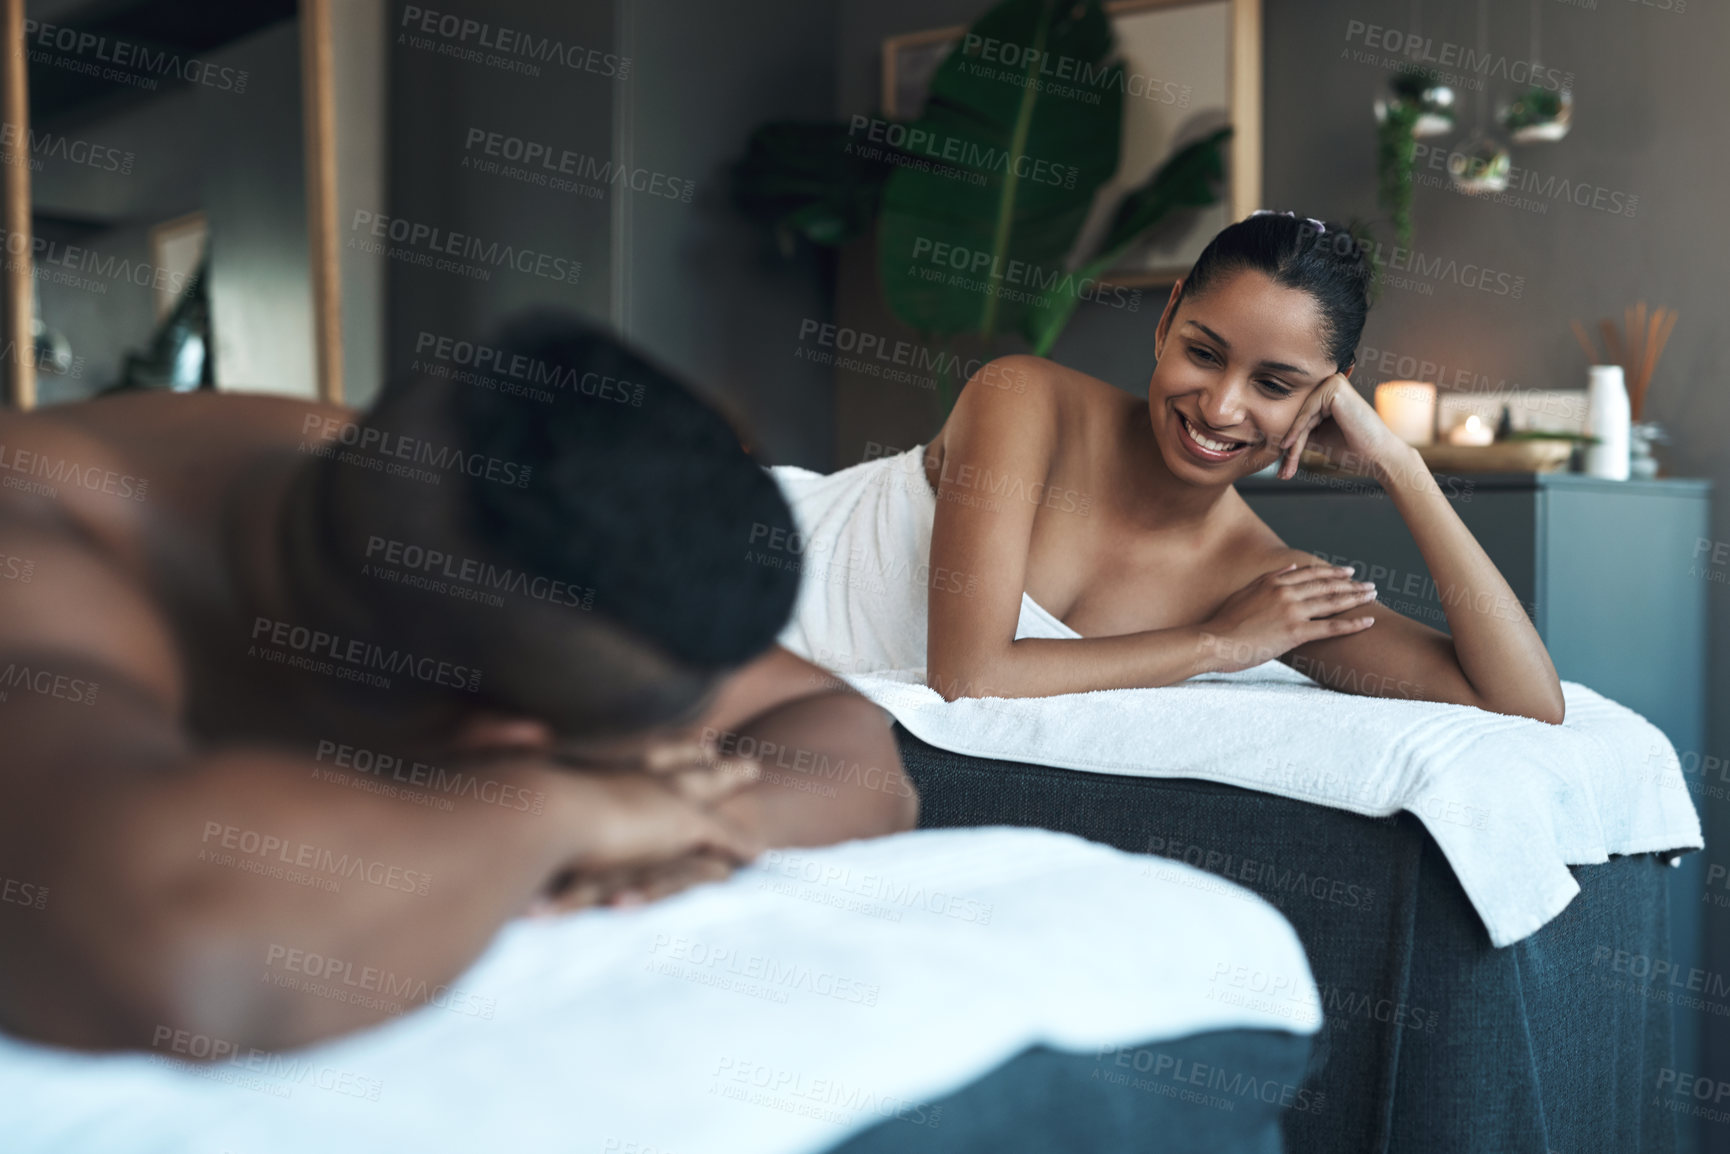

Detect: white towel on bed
770,448,1703,949
0,828,1318,1154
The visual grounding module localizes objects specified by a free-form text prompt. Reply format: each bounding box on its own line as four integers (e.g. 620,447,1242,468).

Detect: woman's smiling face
1147,268,1341,485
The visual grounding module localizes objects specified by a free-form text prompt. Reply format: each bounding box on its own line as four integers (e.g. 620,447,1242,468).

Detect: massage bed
0,827,1322,1153
897,731,1683,1154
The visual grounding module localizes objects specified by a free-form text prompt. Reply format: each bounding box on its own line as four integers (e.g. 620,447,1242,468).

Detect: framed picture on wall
881,0,1261,287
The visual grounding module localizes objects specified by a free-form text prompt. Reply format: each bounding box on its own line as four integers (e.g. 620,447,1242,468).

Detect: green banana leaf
730,0,1232,390
1023,126,1231,355
877,0,1123,341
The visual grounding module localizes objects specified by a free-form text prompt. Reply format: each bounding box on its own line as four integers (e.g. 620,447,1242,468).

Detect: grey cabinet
1239,472,1709,748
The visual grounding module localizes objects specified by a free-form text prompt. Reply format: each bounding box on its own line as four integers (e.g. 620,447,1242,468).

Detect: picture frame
881,0,1261,288
149,212,210,322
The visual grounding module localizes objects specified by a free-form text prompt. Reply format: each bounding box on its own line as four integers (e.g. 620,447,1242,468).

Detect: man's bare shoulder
0,392,349,717
0,403,146,492
10,391,353,460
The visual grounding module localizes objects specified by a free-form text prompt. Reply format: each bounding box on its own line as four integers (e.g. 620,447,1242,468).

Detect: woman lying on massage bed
921,211,1565,722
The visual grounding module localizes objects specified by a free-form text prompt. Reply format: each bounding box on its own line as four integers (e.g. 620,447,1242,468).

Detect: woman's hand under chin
1273,373,1416,482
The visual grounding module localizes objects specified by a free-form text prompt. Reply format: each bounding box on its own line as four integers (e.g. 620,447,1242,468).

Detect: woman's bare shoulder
941,355,1131,445
975,354,1127,403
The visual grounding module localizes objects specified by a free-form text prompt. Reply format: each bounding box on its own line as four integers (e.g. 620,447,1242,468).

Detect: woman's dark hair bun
1176,211,1373,371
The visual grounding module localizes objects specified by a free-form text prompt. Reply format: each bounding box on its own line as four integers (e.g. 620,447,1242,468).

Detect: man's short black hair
307,311,800,734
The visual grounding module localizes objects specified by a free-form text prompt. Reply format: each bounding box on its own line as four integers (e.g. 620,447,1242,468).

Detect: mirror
7,0,339,408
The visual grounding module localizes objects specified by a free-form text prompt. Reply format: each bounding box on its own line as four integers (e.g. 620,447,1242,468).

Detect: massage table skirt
828,1030,1311,1154
894,727,1679,1154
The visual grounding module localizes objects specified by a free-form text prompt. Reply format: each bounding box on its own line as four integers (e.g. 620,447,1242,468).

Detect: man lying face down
0,313,915,1053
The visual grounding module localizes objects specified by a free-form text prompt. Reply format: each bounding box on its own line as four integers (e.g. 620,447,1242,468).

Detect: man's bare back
0,342,913,1054
0,393,353,735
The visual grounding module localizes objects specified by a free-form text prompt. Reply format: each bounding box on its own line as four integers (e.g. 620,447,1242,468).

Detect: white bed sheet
0,827,1319,1154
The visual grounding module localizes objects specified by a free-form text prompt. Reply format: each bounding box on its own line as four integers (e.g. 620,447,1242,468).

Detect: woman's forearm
1378,447,1565,722
929,624,1221,701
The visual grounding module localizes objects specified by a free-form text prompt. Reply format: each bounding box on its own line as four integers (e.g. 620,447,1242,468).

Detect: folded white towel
771,449,1703,949
0,828,1318,1154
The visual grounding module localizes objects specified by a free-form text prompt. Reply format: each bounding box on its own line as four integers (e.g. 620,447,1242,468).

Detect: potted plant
731,0,1230,410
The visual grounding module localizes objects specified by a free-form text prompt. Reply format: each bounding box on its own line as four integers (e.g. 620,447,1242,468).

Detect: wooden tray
1414,440,1574,474
1294,439,1575,477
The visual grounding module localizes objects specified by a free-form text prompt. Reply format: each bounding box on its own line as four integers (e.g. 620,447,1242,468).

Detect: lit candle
1447,413,1495,446
1374,381,1436,446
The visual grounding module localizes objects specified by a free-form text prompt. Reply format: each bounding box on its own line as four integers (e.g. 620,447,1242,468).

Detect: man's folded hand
522,737,765,916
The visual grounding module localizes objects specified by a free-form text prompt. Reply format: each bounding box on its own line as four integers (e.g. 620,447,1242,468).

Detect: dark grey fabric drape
885,727,1680,1154
830,1030,1312,1154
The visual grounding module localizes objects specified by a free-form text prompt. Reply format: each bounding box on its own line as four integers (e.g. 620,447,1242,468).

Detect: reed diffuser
1570,302,1678,422
1571,304,1677,478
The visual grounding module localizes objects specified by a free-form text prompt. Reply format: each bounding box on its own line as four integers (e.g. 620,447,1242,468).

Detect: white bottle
1584,365,1630,480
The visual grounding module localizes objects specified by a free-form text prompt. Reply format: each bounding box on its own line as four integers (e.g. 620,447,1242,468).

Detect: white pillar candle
1375,381,1436,446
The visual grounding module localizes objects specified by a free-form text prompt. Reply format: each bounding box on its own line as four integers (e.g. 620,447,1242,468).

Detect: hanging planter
1500,86,1572,143
1375,99,1420,252
1372,68,1457,252
1374,69,1456,138
1368,0,1573,247
1449,137,1512,194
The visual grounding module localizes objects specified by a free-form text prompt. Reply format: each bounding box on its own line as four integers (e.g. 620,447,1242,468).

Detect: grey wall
615,0,838,467
382,0,837,465
385,0,615,388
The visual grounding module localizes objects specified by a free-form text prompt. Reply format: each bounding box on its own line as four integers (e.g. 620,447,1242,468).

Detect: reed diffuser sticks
1570,303,1677,421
